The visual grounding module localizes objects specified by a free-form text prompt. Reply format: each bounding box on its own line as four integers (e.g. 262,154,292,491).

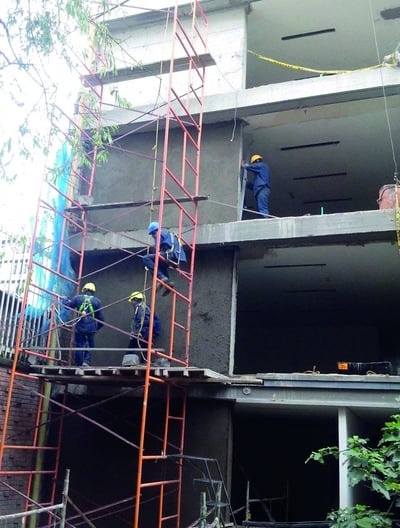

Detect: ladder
133,3,210,528
0,21,109,522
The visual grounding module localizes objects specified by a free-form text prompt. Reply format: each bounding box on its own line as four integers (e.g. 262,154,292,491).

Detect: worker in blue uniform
127,290,161,363
142,221,187,295
63,282,104,366
241,154,271,217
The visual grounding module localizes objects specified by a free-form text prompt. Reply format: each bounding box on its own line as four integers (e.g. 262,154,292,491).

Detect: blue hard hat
148,221,159,235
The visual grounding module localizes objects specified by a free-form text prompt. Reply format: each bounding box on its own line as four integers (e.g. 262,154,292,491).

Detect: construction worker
63,282,104,367
241,154,271,218
128,291,161,363
142,221,187,295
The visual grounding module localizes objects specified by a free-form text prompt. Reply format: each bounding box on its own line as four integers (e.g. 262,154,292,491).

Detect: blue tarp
26,143,76,327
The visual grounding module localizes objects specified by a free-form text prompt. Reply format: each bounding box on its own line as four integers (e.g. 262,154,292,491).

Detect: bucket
377,184,400,209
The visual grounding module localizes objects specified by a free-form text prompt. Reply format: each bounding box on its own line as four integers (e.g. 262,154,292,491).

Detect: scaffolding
0,2,212,527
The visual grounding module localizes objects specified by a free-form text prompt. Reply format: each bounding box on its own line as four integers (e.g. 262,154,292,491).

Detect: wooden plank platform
65,195,208,213
29,365,240,386
82,54,216,86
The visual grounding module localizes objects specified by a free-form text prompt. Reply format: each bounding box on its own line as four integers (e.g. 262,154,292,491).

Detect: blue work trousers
142,252,174,281
74,331,95,366
255,186,270,217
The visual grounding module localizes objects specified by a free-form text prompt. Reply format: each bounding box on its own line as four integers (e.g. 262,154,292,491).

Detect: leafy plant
306,413,400,528
326,504,391,528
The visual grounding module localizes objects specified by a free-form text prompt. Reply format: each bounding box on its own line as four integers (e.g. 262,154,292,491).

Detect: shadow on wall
234,322,380,375
231,412,339,523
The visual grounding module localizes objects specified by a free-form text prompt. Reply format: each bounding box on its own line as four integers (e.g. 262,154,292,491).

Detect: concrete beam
187,374,400,410
81,209,396,252
82,54,215,87
105,0,255,33
197,209,397,248
101,68,400,133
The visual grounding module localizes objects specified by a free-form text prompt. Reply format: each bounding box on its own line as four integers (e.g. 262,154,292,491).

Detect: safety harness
165,232,186,266
78,295,95,318
132,301,146,338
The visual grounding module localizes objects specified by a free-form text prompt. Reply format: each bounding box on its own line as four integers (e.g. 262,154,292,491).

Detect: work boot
161,278,175,296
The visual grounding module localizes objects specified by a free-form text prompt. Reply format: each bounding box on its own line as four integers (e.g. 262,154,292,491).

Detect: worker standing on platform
142,221,187,295
63,282,104,367
241,154,271,218
128,291,161,363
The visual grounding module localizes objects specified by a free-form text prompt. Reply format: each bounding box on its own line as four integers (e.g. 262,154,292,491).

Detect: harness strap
78,295,95,317
165,232,183,266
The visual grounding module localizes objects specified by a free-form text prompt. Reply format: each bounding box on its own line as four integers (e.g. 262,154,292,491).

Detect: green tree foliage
0,0,116,181
306,413,400,527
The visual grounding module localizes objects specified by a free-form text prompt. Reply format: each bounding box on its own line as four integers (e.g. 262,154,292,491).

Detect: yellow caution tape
248,49,384,75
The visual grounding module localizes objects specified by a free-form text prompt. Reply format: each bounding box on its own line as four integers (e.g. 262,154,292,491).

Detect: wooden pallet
29,364,234,385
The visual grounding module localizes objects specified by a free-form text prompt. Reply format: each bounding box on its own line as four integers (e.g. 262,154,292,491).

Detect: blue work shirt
65,293,104,333
131,301,161,341
157,229,187,265
244,161,270,195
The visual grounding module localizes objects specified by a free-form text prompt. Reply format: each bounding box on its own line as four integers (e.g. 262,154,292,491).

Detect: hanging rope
366,1,400,254
141,6,173,293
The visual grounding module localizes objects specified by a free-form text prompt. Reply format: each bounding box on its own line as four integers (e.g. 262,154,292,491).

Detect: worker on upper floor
241,154,271,218
127,290,161,363
142,221,187,296
63,282,104,367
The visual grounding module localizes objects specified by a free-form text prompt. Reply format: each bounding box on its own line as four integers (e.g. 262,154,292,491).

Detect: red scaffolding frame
0,2,209,527
133,4,208,527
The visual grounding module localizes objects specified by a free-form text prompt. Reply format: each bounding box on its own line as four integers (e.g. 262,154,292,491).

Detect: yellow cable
396,183,400,255
248,49,384,75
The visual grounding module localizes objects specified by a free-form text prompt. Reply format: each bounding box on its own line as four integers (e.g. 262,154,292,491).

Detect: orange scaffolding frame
133,4,209,526
0,2,209,527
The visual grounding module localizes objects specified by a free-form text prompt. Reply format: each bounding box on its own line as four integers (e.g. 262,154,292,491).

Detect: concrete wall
182,400,234,525
76,246,235,375
88,122,242,234
190,248,235,374
102,7,247,108
56,394,233,527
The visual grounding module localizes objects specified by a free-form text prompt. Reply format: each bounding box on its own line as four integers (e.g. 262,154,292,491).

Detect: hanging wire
367,0,399,181
367,0,400,255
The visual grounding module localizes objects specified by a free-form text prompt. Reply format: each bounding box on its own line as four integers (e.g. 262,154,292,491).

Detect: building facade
67,1,400,524
2,1,400,526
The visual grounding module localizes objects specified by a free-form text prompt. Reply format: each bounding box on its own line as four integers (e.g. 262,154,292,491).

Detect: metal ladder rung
206,501,229,507
193,478,222,485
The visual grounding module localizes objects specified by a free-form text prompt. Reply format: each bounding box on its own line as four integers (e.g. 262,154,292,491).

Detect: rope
367,0,400,254
140,6,173,294
396,183,400,255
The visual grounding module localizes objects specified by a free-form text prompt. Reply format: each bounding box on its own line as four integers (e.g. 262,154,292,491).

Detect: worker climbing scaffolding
142,221,187,296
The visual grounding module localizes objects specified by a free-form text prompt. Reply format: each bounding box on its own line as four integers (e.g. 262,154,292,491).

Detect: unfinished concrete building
1,0,400,526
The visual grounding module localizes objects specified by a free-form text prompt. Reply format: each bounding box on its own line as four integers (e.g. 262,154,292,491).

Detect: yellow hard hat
250,154,263,164
128,291,144,302
82,282,96,292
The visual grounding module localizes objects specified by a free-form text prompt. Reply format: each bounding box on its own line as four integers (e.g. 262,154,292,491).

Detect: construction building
1,0,400,526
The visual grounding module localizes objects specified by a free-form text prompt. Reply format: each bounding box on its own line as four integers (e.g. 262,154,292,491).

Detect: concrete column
338,407,355,508
229,248,239,376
